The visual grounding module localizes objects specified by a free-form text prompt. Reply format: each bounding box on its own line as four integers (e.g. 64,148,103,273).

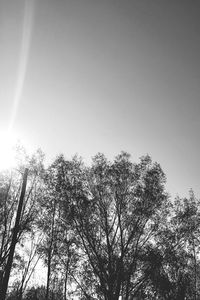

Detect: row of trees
0,150,200,299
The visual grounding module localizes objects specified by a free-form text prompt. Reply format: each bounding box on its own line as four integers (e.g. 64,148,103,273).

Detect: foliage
47,152,168,299
1,150,200,300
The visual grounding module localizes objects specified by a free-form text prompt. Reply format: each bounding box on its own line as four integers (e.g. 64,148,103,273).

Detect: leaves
1,150,200,300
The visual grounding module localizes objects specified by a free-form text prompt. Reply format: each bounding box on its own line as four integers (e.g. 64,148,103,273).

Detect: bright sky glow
0,130,19,170
1,0,200,198
0,129,34,171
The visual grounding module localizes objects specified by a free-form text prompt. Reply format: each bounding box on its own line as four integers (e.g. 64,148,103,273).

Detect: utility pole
0,168,28,300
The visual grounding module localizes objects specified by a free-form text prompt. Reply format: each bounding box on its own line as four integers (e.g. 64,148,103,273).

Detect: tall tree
38,155,80,299
50,152,168,299
0,148,45,299
0,168,28,300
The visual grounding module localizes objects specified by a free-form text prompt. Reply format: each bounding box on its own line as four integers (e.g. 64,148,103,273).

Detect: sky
0,0,200,198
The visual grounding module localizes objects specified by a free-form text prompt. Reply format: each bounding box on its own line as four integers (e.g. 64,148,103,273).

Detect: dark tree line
0,150,200,299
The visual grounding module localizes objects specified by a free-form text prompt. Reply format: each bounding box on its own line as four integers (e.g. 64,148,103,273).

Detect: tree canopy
0,150,199,300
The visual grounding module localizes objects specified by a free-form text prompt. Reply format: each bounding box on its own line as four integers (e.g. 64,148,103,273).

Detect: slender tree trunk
45,199,56,300
0,169,28,300
45,248,52,300
64,269,68,300
193,237,197,300
64,257,70,300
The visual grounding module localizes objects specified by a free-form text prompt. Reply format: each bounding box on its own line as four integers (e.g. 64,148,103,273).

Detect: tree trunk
193,237,197,300
45,199,56,300
64,269,68,300
45,248,52,300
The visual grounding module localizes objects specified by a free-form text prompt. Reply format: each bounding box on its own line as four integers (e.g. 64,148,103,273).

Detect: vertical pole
0,168,28,300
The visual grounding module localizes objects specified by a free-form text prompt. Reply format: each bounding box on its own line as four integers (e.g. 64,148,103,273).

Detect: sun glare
0,131,19,171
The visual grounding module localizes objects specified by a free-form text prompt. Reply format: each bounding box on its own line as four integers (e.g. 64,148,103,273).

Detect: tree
0,168,28,300
38,155,80,300
2,147,199,299
49,152,168,299
172,191,200,299
12,232,44,300
0,148,45,299
144,190,200,300
36,164,62,300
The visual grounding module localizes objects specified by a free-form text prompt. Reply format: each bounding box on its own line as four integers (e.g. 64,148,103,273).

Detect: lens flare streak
9,0,35,131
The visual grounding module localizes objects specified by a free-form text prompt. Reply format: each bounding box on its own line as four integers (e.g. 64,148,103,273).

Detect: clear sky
0,0,200,198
